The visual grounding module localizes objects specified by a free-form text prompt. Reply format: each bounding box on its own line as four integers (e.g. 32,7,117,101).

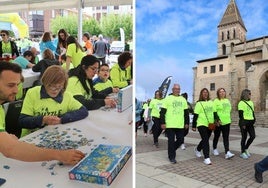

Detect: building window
227,31,230,39
114,5,119,10
222,32,224,41
222,44,226,55
245,60,252,71
203,67,207,74
219,64,223,71
210,65,216,73
210,83,215,91
233,29,236,38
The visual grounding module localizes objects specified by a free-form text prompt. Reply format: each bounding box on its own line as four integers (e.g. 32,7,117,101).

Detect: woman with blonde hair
19,65,88,137
212,88,235,159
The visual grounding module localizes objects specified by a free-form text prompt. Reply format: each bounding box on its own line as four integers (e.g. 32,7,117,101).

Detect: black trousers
166,128,184,160
197,126,212,159
213,124,231,153
239,122,255,153
152,117,162,143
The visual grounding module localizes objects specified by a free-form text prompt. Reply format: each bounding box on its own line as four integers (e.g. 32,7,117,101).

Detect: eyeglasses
48,85,64,91
0,34,6,37
89,66,99,72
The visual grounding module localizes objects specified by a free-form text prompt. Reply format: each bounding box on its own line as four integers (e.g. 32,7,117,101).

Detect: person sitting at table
0,61,85,165
19,65,88,137
66,55,116,110
93,63,119,95
13,50,35,69
110,51,133,89
32,48,60,86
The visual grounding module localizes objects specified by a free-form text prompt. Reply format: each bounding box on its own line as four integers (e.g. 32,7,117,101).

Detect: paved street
136,126,268,188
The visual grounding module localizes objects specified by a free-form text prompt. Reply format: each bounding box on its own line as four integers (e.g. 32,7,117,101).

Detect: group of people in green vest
139,83,255,166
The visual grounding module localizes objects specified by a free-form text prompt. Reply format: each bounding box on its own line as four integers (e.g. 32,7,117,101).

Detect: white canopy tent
0,0,133,40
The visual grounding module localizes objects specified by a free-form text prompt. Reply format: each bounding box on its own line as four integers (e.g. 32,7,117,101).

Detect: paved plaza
136,126,268,188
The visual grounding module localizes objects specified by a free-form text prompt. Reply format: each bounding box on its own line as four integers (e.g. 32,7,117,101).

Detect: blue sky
135,0,268,102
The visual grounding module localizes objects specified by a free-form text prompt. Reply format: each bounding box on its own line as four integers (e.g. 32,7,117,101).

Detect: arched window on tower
227,31,230,39
222,32,224,41
231,43,235,53
233,29,236,39
222,44,226,55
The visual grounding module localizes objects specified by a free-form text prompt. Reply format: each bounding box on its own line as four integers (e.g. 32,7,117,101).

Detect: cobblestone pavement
136,127,268,188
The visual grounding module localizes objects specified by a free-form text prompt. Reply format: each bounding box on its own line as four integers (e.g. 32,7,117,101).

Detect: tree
100,14,133,41
50,14,78,36
83,18,101,36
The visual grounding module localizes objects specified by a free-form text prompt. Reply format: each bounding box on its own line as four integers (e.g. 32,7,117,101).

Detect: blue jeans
256,156,268,173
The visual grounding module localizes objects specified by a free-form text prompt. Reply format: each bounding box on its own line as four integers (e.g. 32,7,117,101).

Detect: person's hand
43,116,61,125
113,87,120,93
104,98,117,108
184,124,189,129
161,124,166,130
58,149,85,165
192,127,196,132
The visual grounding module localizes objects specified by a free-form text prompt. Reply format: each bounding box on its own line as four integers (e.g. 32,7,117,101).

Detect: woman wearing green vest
212,88,235,159
160,84,189,164
19,65,88,137
66,55,116,110
192,88,217,165
238,89,256,159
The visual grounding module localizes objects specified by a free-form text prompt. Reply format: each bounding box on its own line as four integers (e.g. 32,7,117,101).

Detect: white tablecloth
0,108,133,188
22,68,40,89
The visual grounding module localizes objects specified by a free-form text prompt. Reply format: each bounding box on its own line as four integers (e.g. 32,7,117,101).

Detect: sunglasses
0,34,6,37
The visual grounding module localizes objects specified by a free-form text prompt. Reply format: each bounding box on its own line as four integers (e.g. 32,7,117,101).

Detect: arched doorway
259,71,268,111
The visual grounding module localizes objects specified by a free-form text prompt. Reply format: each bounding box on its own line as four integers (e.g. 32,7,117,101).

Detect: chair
5,100,23,138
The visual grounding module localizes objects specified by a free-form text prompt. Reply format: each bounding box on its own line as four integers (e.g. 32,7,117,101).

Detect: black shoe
169,159,177,164
255,163,263,183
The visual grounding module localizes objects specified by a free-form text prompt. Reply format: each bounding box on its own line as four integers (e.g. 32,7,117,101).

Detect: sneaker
170,159,177,164
194,147,202,158
240,152,248,159
254,163,263,183
153,142,159,148
203,158,212,165
245,150,251,157
181,144,186,150
225,151,235,159
213,149,219,156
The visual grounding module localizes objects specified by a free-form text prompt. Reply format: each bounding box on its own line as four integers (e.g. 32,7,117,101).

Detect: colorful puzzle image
24,127,94,150
69,144,132,186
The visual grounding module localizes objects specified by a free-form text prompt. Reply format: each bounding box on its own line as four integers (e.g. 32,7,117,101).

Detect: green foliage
83,18,101,36
50,14,78,36
100,14,133,41
50,13,132,41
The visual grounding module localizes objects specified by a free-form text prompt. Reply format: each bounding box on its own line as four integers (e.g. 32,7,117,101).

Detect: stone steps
231,111,268,128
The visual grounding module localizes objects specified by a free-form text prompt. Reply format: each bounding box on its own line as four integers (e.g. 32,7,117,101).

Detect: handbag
200,101,216,131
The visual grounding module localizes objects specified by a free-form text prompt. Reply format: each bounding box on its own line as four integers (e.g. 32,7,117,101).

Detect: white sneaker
204,158,212,165
213,149,219,156
194,147,202,158
245,150,251,157
181,144,186,150
225,151,235,159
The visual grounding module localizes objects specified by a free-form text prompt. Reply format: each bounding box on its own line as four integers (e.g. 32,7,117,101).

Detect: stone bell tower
217,0,247,56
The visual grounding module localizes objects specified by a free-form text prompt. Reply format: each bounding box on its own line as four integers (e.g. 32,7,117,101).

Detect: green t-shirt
0,105,5,131
238,100,255,120
94,79,113,92
66,76,92,99
149,98,163,118
66,43,86,67
2,42,12,54
21,86,83,136
161,95,188,128
194,100,215,127
110,63,128,88
214,98,231,125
